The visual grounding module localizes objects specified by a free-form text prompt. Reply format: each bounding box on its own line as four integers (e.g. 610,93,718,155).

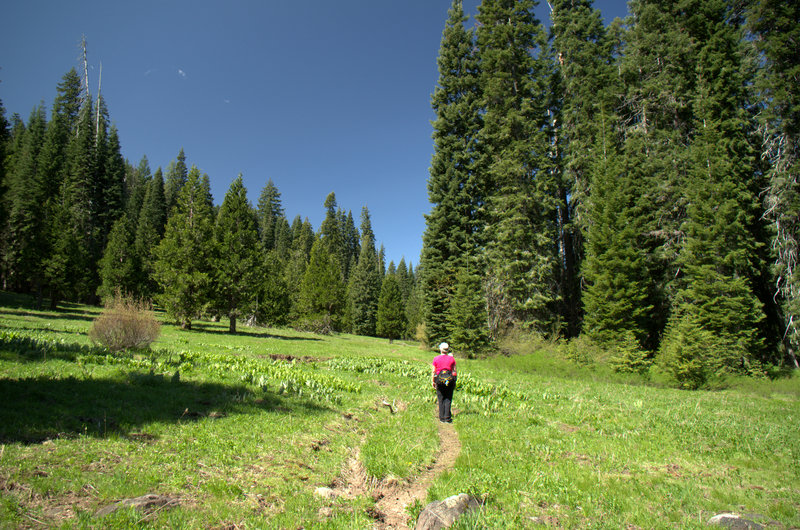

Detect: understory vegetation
1,291,798,529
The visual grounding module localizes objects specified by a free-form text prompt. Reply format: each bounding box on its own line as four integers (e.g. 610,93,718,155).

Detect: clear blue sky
1,1,630,268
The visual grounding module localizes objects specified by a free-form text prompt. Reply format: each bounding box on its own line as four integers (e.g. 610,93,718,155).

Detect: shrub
89,292,161,353
608,330,652,375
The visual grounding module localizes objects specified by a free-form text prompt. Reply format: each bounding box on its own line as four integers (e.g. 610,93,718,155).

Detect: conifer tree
134,170,167,298
348,207,381,336
256,178,285,252
125,157,151,221
164,148,188,213
97,214,138,300
60,93,98,301
422,0,484,348
660,0,768,376
447,265,491,356
212,175,262,333
478,0,559,336
549,0,616,336
154,166,214,329
297,237,345,332
318,192,345,275
749,0,800,367
377,272,407,342
5,105,47,294
0,99,9,241
582,129,652,348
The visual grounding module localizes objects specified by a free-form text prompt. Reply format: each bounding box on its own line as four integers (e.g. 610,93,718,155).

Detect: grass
1,291,798,528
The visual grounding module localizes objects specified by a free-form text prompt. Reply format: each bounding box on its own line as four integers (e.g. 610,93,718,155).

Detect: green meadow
0,291,798,529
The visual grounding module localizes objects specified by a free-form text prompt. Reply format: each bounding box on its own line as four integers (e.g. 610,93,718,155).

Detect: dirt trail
372,418,461,529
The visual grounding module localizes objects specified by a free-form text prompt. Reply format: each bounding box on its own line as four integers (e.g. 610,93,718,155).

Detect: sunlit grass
1,291,798,528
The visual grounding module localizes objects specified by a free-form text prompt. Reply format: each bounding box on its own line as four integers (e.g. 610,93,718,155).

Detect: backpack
436,369,454,386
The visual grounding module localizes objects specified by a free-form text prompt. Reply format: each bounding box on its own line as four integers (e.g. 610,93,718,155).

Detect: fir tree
422,0,484,348
256,178,285,252
749,0,800,367
447,266,491,356
4,105,47,295
478,0,560,336
154,166,214,329
164,148,188,213
582,129,652,348
212,175,262,333
549,0,616,336
297,237,345,332
134,170,167,298
348,207,381,336
377,272,407,342
97,214,138,300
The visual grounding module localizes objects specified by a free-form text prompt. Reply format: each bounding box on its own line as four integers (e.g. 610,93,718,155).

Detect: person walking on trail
432,342,457,423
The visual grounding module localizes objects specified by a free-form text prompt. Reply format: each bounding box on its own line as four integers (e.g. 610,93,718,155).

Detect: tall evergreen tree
256,178,285,252
164,148,188,213
376,272,407,342
478,0,559,336
297,237,345,332
4,105,47,294
421,0,484,348
447,265,491,356
154,166,214,329
348,207,381,336
134,169,167,298
549,0,616,336
212,175,262,333
60,93,98,301
97,214,138,301
660,0,768,376
749,0,800,367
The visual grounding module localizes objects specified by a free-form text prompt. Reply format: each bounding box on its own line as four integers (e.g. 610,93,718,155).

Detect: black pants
436,379,455,422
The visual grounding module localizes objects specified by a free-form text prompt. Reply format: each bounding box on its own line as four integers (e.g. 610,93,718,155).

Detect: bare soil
371,418,461,529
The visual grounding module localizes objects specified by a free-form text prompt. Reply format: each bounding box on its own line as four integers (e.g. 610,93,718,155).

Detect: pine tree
422,0,484,348
582,128,652,347
659,0,768,377
97,214,138,300
749,0,800,367
256,179,285,252
348,207,381,336
60,93,98,301
318,192,345,273
4,105,47,294
549,0,617,336
164,148,188,213
377,272,407,342
212,175,262,333
297,237,345,332
478,0,560,336
134,170,167,298
154,166,215,329
447,265,491,356
0,99,9,244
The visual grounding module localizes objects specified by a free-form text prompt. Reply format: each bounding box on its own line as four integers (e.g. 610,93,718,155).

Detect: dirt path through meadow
372,417,461,529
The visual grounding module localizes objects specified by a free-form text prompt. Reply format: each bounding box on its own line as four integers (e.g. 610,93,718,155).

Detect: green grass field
1,291,798,529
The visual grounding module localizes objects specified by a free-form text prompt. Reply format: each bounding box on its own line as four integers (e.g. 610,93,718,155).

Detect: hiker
432,342,457,423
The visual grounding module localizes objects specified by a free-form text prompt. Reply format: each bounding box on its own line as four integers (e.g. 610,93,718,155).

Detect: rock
708,513,764,529
414,493,481,530
95,494,179,517
314,486,337,499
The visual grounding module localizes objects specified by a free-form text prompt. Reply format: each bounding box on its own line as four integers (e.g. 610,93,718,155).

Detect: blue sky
1,0,630,268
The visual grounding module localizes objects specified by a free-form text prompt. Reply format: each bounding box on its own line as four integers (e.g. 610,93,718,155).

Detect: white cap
438,342,450,353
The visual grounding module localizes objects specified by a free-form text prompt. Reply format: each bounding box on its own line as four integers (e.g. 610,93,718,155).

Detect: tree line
0,69,419,340
420,0,799,384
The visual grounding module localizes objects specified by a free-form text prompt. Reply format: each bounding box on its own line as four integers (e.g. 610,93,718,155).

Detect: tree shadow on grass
0,373,331,445
186,323,322,341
